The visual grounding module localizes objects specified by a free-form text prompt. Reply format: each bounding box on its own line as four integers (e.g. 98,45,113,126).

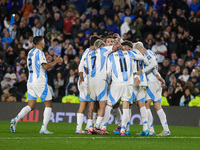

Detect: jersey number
91,56,96,69
28,57,33,73
119,58,127,72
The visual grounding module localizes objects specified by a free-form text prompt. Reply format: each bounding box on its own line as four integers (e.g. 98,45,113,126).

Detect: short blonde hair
94,39,105,49
133,41,144,49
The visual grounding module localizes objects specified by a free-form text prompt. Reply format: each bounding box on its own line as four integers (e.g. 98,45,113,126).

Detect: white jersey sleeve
39,51,47,65
143,50,157,74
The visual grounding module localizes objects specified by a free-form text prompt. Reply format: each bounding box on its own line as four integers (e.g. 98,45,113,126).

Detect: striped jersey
107,50,137,85
85,46,113,80
27,48,47,85
132,49,147,86
143,49,158,81
78,48,92,84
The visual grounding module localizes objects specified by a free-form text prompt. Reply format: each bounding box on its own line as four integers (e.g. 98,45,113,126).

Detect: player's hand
113,33,121,42
55,57,63,63
156,75,165,87
79,78,84,85
135,77,141,85
137,69,143,75
112,42,122,51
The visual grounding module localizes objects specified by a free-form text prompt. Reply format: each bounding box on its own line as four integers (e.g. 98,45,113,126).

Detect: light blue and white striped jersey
85,46,113,80
27,48,47,85
107,50,137,85
132,49,147,86
143,49,158,81
78,48,92,84
32,27,45,37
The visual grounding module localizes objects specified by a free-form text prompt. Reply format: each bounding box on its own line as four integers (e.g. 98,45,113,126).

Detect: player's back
86,46,112,80
78,48,92,84
27,48,47,86
144,49,158,81
107,50,134,85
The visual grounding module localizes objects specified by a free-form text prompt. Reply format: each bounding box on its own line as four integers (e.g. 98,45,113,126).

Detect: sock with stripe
15,105,31,122
157,109,169,131
140,106,148,131
76,113,84,131
126,109,132,131
101,105,112,130
41,107,52,131
147,109,155,133
121,109,129,133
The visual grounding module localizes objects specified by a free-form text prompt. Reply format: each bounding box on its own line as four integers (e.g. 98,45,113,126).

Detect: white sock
101,105,112,130
140,106,148,131
157,109,169,131
95,116,104,128
126,109,131,131
76,113,84,131
147,109,155,132
113,107,122,127
121,109,129,132
92,112,97,125
15,106,31,122
86,119,93,130
41,107,52,131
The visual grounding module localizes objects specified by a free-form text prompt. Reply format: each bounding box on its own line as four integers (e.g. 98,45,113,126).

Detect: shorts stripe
97,82,107,101
157,98,161,102
109,90,116,105
147,87,155,101
40,83,48,101
138,96,146,101
28,92,37,100
79,96,87,102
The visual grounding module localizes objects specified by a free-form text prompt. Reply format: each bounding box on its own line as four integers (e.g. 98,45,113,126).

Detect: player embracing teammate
77,35,171,136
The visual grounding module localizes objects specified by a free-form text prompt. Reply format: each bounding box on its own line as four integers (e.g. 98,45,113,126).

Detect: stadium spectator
1,73,15,96
178,68,190,83
151,38,167,64
170,52,178,65
120,17,131,37
180,88,194,106
48,39,62,57
21,0,34,20
53,12,63,32
63,10,75,39
53,72,66,100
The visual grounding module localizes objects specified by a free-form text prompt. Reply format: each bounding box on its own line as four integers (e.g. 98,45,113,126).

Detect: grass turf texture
0,121,200,150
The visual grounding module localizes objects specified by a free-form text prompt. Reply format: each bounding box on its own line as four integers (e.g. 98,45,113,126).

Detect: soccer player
106,41,140,136
132,44,149,136
105,35,115,46
135,41,171,136
85,39,121,134
10,36,63,134
76,35,101,134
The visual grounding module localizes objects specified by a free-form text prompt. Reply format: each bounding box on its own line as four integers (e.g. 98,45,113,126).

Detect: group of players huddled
76,34,171,136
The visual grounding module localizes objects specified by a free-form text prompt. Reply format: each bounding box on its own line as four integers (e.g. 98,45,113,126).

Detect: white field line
0,136,200,140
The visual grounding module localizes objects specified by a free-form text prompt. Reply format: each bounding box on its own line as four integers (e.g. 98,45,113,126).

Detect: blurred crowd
0,0,200,106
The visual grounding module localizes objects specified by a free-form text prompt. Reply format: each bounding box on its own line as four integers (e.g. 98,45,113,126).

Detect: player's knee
154,103,161,111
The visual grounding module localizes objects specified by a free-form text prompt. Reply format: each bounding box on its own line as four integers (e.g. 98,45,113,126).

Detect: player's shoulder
83,48,91,55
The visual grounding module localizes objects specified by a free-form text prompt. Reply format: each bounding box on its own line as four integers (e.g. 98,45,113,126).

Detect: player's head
133,41,145,53
89,35,101,46
33,36,45,49
105,35,114,46
94,39,105,49
121,40,133,51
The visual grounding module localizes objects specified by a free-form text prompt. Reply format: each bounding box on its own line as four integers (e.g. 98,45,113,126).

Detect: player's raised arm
42,56,63,70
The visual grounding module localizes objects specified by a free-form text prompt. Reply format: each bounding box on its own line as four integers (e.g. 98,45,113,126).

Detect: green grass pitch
0,121,200,150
